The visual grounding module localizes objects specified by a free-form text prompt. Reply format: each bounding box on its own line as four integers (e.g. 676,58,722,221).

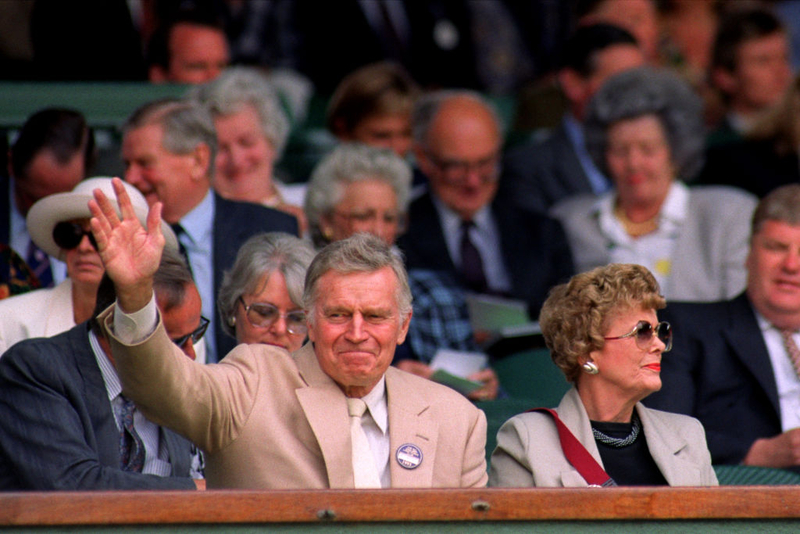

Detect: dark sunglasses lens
635,321,654,344
52,222,82,250
52,222,97,251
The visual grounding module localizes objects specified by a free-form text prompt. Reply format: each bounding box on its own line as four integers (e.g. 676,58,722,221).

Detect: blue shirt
177,190,216,362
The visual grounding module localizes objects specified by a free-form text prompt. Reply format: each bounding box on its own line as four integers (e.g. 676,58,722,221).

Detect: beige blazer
103,309,487,489
488,387,718,487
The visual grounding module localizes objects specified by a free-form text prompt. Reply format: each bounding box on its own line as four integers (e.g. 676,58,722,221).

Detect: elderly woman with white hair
304,143,411,249
218,232,315,352
551,66,758,302
190,67,306,229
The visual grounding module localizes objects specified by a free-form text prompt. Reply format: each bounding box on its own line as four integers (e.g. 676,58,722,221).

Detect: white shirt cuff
113,294,158,344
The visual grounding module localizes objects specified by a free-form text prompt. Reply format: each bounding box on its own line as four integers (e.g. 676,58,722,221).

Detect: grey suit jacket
550,184,757,302
0,323,196,490
488,387,717,487
104,308,488,489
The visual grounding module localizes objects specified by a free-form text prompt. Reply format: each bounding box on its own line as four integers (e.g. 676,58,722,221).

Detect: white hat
27,177,178,261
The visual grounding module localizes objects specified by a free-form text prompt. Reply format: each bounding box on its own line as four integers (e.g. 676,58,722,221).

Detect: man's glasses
603,320,672,352
171,316,210,348
52,222,98,251
239,297,307,336
424,150,501,185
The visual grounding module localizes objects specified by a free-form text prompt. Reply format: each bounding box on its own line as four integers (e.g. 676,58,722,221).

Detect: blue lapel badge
395,443,423,469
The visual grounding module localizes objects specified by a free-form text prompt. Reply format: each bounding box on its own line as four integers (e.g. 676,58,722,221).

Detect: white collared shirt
359,376,390,487
755,312,800,432
594,181,688,296
433,196,511,293
176,190,216,361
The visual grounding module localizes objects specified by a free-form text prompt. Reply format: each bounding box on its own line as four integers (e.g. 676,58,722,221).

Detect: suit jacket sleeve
104,308,272,455
462,405,489,487
488,414,538,487
0,341,195,490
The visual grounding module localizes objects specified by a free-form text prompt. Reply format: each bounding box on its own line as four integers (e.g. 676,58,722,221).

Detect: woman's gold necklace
614,203,659,237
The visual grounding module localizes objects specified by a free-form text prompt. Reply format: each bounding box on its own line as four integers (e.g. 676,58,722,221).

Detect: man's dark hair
90,248,194,335
10,108,95,181
146,7,225,71
560,23,638,77
712,7,785,73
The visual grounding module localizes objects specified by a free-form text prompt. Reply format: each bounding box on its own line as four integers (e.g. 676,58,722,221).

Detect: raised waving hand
88,177,165,313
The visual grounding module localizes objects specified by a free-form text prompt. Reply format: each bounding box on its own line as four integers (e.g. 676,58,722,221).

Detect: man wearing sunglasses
0,248,207,490
647,184,800,471
90,179,487,489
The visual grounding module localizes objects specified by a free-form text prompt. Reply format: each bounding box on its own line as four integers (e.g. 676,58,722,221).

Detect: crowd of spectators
2,0,800,492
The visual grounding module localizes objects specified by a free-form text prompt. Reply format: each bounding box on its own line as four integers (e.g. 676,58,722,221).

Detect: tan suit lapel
293,344,353,488
386,369,436,488
637,404,696,486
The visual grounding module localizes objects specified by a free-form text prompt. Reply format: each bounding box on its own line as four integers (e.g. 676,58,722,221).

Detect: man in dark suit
2,108,94,288
121,99,299,362
398,90,573,318
499,24,643,213
646,185,800,468
0,250,204,490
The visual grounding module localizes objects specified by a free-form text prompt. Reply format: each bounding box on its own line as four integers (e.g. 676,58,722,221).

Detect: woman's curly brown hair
539,264,665,383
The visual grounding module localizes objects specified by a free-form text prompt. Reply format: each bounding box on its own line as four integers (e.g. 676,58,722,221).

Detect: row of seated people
5,173,800,489
0,112,799,490
0,178,716,489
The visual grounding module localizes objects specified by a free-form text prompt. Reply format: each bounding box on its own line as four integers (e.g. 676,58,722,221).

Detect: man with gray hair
87,178,487,489
121,98,299,362
647,184,800,470
398,89,573,317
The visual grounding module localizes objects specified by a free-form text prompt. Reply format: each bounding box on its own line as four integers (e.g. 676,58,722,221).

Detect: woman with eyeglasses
489,263,717,487
0,178,179,356
217,233,315,352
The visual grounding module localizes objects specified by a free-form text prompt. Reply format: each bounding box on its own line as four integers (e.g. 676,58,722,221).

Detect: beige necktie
347,398,381,488
779,329,800,378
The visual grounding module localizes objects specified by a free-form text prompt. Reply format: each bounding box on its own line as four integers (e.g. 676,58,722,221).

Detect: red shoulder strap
528,408,616,487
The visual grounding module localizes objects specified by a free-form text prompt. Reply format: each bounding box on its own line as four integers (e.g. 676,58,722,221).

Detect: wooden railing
2,487,800,527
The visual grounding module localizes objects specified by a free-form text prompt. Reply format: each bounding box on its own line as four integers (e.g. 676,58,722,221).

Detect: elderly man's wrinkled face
122,122,209,224
416,97,501,221
308,267,411,398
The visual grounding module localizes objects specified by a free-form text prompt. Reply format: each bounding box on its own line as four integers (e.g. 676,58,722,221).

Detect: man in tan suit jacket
89,179,487,489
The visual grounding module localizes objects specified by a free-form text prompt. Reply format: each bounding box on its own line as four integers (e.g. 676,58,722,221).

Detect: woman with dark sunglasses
489,263,718,487
0,178,177,356
218,233,315,353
